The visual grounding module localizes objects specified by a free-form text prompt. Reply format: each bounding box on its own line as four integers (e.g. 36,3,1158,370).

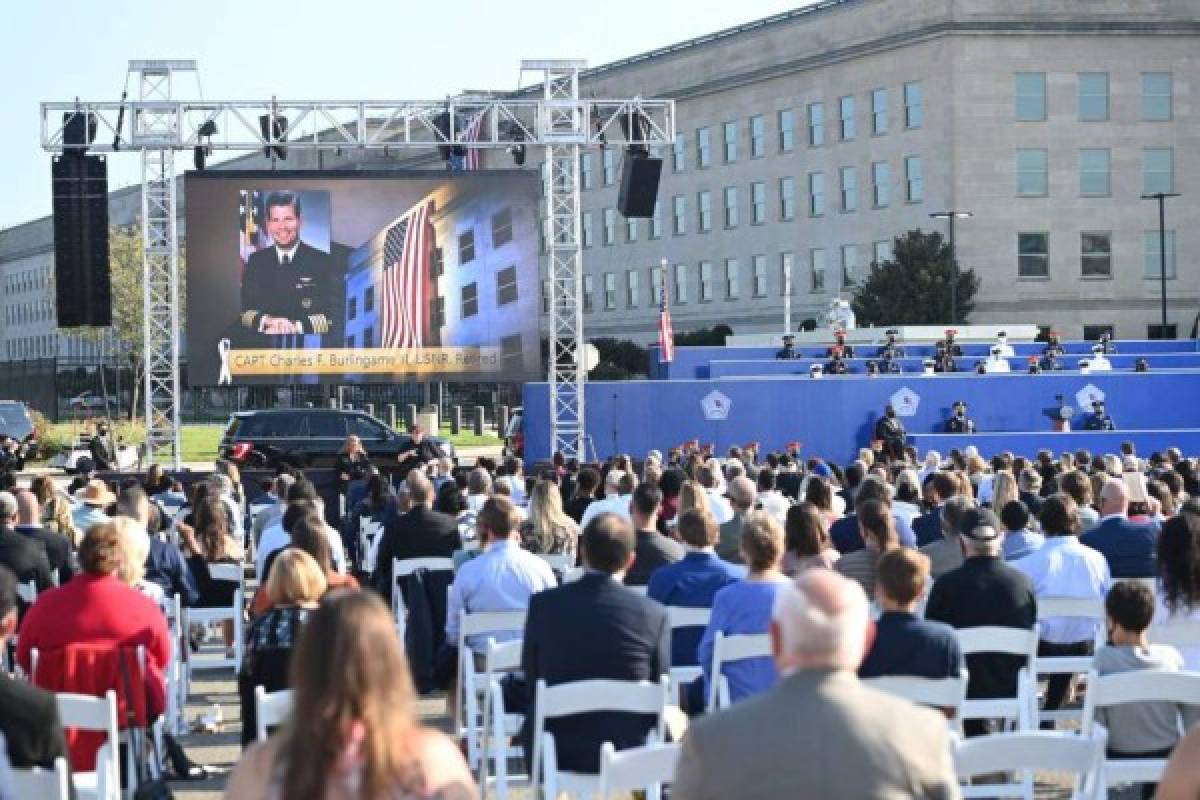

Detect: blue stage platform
705,353,1200,378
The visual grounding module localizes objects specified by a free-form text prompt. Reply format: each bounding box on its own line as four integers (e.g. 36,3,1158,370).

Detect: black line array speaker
52,153,111,327
617,155,663,219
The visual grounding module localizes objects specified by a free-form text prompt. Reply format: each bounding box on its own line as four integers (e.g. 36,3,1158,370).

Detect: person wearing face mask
88,421,117,472
873,405,907,463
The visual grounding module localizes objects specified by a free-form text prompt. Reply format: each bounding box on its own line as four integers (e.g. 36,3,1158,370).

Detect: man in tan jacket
673,569,960,800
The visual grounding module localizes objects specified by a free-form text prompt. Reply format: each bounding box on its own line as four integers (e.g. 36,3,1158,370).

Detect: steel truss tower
41,59,674,464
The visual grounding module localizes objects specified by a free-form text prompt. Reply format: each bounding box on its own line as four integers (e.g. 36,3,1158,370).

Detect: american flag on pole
462,111,486,170
380,200,436,349
238,190,263,277
658,279,675,363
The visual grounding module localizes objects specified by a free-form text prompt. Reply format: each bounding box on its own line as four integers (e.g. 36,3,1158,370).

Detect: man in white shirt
755,470,791,525
445,495,556,651
256,480,346,580
993,331,1015,358
251,474,293,547
1088,344,1113,371
983,347,1011,373
580,469,635,529
1011,493,1112,714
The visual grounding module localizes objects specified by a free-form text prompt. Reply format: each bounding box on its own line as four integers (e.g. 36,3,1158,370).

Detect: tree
674,324,733,346
589,337,648,380
850,229,979,326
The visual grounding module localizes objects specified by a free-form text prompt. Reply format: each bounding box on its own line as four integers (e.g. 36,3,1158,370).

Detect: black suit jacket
913,507,943,547
0,671,70,770
372,506,461,597
14,525,75,586
0,527,52,597
240,241,342,342
520,572,670,773
625,530,685,586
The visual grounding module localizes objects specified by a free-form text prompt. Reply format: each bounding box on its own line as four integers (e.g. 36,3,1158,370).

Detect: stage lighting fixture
258,114,288,160
197,119,218,138
619,110,651,158
499,119,527,166
433,110,466,164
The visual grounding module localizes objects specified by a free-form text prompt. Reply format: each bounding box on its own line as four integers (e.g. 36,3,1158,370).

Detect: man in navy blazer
521,512,671,774
1080,478,1158,578
913,472,958,547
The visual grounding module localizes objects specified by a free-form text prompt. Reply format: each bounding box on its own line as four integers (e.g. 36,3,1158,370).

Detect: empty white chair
666,606,711,701
531,677,670,800
10,757,70,800
597,740,680,800
953,730,1106,800
163,593,187,736
1035,595,1106,726
1080,668,1200,788
455,610,527,769
707,631,772,710
863,667,969,729
359,518,384,574
184,562,244,673
390,557,456,635
56,690,120,800
254,686,295,742
478,640,526,800
954,626,1039,731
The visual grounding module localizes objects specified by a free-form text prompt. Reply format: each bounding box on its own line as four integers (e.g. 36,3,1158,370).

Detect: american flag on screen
658,285,675,363
380,201,436,349
238,190,263,273
462,111,486,171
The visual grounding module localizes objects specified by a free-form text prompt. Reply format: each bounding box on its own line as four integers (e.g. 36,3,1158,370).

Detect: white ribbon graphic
217,338,232,385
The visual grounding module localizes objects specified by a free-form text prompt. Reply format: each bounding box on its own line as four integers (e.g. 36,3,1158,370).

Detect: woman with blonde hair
676,480,710,521
990,471,1019,513
335,434,370,492
519,480,578,559
32,474,79,545
109,516,165,607
226,590,475,796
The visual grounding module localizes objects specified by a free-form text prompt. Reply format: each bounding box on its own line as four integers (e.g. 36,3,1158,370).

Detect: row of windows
6,335,55,360
1017,230,1177,280
1014,146,1176,197
1014,71,1174,122
4,269,51,296
5,300,54,326
453,207,514,270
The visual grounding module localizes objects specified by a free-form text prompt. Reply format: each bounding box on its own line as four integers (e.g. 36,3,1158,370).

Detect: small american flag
380,201,435,349
658,284,675,363
462,111,486,171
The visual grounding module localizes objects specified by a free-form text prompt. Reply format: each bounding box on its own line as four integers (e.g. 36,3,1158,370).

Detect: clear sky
0,0,814,230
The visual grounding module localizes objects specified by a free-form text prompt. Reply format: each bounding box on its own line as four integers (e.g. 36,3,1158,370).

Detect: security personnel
945,401,975,433
1082,400,1115,431
874,405,907,462
776,334,799,360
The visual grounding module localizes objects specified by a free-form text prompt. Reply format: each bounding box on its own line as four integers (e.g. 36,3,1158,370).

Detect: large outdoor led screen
185,170,541,386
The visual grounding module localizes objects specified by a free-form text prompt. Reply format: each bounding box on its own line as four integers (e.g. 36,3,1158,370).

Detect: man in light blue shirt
446,495,557,651
999,501,1044,561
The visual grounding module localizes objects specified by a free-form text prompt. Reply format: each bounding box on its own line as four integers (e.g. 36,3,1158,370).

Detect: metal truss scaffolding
42,59,674,463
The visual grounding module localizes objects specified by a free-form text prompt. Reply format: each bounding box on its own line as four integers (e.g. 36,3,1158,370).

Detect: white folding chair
16,579,37,605
1035,596,1105,726
666,606,711,701
708,631,772,710
478,640,525,800
1080,668,1200,788
531,677,670,800
391,557,456,637
863,667,969,729
184,562,244,673
1149,619,1200,648
597,740,680,800
953,730,1107,800
954,626,1039,732
10,757,71,800
56,690,120,800
455,610,527,769
163,593,187,736
359,517,384,574
254,686,295,742
537,553,574,577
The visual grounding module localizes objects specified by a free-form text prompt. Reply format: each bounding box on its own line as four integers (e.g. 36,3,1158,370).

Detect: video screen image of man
238,190,343,345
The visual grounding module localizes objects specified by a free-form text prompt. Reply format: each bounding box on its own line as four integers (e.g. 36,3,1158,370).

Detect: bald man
12,490,75,586
716,476,757,564
1080,478,1159,578
673,570,958,799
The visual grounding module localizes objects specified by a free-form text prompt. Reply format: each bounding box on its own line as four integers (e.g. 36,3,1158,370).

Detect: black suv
219,408,455,470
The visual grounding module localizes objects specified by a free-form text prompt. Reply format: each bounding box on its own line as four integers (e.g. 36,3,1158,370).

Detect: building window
1018,232,1049,278
1083,325,1115,341
810,248,826,292
583,274,595,312
723,121,738,162
1078,72,1109,121
723,186,738,228
500,334,523,373
650,201,662,239
779,177,796,221
871,88,888,135
1144,230,1177,279
841,244,858,287
1016,148,1048,196
580,153,593,189
807,102,824,146
672,133,686,171
431,295,446,327
491,207,513,248
699,261,714,302
496,265,518,305
808,172,825,217
461,282,479,317
838,96,855,140
603,272,617,310
780,251,794,296
603,208,617,245
626,269,639,308
778,109,794,152
458,229,475,265
1081,232,1112,278
1142,73,1172,121
1079,149,1111,197
581,212,594,248
725,259,740,300
696,127,711,168
672,195,686,235
873,240,892,264
1143,147,1174,195
626,217,638,243
674,263,688,304
904,156,923,202
903,81,922,128
602,148,616,185
1015,72,1046,121
347,296,358,321
431,244,445,277
750,115,765,158
752,254,767,297
698,190,713,232
750,182,766,225
871,161,890,208
650,267,664,306
839,166,857,212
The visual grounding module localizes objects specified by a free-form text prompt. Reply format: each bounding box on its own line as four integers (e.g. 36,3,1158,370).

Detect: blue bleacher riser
523,369,1200,464
706,353,1200,378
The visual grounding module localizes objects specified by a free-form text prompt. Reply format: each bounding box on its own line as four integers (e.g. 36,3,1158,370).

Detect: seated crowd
3,436,1200,798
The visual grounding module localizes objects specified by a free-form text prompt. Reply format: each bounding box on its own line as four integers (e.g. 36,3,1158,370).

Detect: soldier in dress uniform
1082,400,1115,431
776,334,799,360
945,401,976,433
